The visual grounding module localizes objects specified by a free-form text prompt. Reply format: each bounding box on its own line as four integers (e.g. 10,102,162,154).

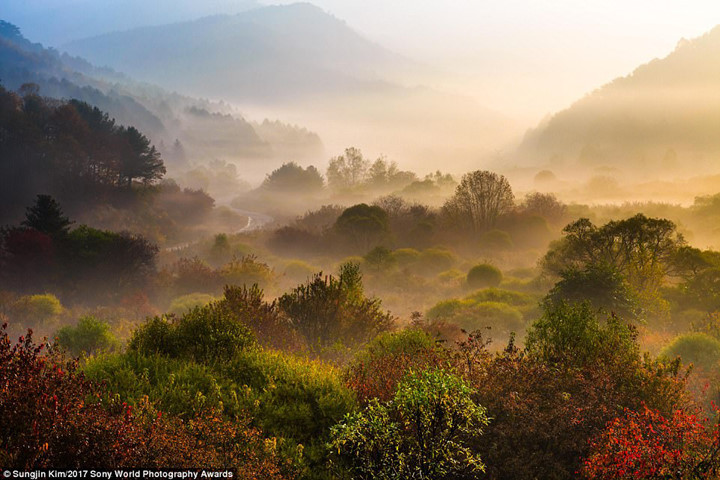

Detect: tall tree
542,214,685,297
326,147,369,190
22,194,72,237
118,126,165,187
442,170,515,233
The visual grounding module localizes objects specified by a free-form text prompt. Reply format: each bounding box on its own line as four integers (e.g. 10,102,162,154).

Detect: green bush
526,301,639,369
479,229,513,251
167,293,216,316
426,297,524,338
467,264,503,288
226,349,356,475
660,333,720,372
354,328,438,363
129,303,254,364
83,352,235,419
330,369,488,480
466,288,534,307
85,346,355,478
283,260,316,283
54,316,118,357
11,293,63,327
416,248,457,276
426,299,473,321
220,255,275,290
462,301,524,333
393,248,421,268
363,246,397,272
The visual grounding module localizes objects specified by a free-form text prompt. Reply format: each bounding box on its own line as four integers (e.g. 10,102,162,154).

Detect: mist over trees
7,4,720,479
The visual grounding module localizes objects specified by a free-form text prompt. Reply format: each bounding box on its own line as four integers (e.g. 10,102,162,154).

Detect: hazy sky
5,0,720,122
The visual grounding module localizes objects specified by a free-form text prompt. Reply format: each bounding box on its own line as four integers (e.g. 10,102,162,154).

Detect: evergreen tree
22,194,72,237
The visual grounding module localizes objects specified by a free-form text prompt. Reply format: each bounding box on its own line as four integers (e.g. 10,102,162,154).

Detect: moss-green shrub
416,248,457,276
84,346,356,478
660,333,720,372
129,303,254,364
462,301,524,333
11,293,63,327
167,293,216,316
83,352,234,418
54,316,118,357
426,299,474,321
466,288,534,307
393,248,421,268
283,260,316,283
479,229,514,251
467,264,503,289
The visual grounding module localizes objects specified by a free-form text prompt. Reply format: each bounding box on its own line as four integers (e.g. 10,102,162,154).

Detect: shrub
393,248,421,268
416,248,457,276
283,260,316,283
278,263,393,352
467,264,503,288
226,349,356,475
221,255,275,290
129,303,254,364
11,293,63,328
526,301,638,370
363,246,397,272
432,300,521,333
660,333,720,372
478,229,513,251
461,301,524,333
54,316,118,357
466,287,530,305
170,257,221,295
86,347,353,477
583,405,720,480
330,369,488,480
343,328,446,404
167,293,215,316
218,284,299,351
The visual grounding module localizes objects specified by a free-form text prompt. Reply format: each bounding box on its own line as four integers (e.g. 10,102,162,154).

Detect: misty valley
4,3,720,479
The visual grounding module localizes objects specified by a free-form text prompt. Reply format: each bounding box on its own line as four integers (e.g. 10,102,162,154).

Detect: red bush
583,404,720,480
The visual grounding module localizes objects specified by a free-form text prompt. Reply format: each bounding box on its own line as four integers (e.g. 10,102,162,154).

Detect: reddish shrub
582,405,720,480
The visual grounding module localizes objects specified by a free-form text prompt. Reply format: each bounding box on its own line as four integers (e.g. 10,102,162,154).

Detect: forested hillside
0,20,325,183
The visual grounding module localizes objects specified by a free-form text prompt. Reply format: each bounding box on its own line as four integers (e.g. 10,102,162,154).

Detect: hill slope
0,20,324,183
518,25,720,174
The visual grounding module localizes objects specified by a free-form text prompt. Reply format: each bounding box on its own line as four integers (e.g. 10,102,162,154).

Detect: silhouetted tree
261,162,323,192
118,126,165,187
22,194,72,237
326,147,369,189
334,203,390,251
442,170,514,233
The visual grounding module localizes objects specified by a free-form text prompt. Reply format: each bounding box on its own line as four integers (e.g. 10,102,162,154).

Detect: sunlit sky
274,0,720,122
5,0,720,122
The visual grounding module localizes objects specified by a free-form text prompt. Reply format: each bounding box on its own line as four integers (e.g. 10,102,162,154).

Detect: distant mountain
3,0,261,46
63,3,518,169
63,3,415,103
0,20,324,182
518,25,720,174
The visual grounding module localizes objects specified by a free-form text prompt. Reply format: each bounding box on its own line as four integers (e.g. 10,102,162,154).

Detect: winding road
164,206,274,252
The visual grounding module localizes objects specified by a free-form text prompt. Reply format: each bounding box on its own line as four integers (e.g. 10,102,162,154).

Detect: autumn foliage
583,405,720,480
0,323,292,478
